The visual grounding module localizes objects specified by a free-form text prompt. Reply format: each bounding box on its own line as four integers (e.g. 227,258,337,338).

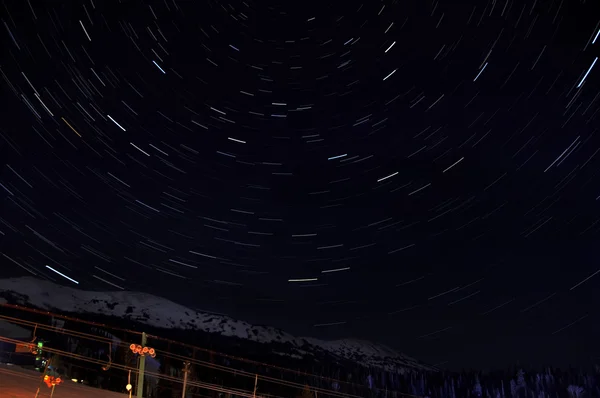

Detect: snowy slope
0,277,434,372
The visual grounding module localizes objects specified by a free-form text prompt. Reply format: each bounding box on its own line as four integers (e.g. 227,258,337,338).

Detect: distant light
321,267,350,274
314,321,347,327
45,266,79,284
473,62,488,82
377,172,398,182
577,57,598,88
593,28,600,44
71,379,78,383
107,115,126,131
328,154,347,160
383,68,397,81
385,41,396,53
152,60,166,74
288,278,318,282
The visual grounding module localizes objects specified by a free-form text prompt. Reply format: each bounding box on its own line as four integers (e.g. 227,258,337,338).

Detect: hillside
0,276,434,373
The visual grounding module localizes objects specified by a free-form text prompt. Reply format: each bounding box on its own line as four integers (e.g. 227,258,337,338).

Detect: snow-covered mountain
0,277,434,372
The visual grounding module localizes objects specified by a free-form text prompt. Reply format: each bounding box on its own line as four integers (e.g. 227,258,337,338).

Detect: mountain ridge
0,276,435,372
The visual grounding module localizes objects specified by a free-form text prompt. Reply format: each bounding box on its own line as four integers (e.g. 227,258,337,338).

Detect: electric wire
0,335,285,398
0,305,424,397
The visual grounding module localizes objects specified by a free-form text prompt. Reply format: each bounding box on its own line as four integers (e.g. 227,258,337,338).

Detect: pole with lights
129,332,156,398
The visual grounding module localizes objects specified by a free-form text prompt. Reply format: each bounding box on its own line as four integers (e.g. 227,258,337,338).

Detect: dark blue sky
1,0,599,370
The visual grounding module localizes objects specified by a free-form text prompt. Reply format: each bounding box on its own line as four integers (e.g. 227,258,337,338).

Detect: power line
0,304,423,397
0,318,369,398
0,335,284,398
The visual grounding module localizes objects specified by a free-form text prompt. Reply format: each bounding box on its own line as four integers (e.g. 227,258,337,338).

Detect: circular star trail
1,0,600,369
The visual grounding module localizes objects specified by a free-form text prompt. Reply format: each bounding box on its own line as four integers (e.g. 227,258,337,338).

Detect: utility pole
136,332,147,398
181,361,191,398
253,374,258,397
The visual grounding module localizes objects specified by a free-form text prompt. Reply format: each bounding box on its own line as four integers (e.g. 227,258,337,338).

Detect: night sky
1,0,600,371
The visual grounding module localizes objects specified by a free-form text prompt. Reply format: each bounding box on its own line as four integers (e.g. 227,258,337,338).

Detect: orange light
43,375,62,388
130,343,156,356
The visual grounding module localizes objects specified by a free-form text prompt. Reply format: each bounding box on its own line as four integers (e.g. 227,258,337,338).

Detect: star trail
1,0,600,369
